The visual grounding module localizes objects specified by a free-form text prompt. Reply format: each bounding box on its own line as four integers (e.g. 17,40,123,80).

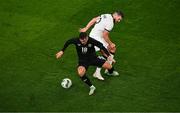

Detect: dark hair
79,32,88,39
115,10,124,18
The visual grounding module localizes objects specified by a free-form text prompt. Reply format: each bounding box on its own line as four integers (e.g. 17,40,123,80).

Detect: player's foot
89,85,96,95
106,71,119,76
93,72,104,81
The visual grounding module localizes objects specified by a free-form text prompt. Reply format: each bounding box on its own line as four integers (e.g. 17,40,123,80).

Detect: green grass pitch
0,0,180,112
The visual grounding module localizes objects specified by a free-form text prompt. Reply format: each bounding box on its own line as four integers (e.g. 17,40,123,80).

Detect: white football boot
93,67,104,80
106,70,119,76
89,85,96,95
93,72,105,81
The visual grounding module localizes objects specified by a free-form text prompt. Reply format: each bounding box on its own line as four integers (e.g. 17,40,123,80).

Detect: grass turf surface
0,0,180,112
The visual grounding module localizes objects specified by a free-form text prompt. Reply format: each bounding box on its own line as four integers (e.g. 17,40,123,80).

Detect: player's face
115,15,122,23
80,37,88,45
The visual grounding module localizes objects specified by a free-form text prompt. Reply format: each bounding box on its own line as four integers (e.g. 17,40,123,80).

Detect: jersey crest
88,44,92,47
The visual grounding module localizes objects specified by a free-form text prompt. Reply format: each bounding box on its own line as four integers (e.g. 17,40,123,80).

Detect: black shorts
78,57,106,70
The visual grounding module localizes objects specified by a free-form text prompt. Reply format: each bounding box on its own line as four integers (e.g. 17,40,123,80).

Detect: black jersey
61,37,110,61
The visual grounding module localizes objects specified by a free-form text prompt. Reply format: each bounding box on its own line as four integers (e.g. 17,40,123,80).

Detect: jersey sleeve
104,21,114,32
104,14,114,32
61,38,76,52
95,16,102,23
92,38,110,56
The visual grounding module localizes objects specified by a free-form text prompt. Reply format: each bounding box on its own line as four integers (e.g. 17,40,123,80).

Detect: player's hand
56,51,64,59
79,27,88,32
109,43,116,49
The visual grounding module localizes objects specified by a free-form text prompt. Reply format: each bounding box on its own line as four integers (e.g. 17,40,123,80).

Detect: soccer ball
61,78,72,89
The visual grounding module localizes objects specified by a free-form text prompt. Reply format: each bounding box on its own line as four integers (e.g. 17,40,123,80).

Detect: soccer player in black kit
56,32,115,95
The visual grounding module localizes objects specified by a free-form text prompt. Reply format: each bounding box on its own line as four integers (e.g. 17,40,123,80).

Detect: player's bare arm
79,16,100,32
56,38,74,59
103,30,113,45
103,31,116,52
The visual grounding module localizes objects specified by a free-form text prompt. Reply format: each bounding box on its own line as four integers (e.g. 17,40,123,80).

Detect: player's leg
94,56,119,76
93,46,105,80
103,61,119,76
93,38,112,77
102,61,114,74
77,66,92,86
104,45,119,76
77,66,96,95
102,61,120,76
91,58,115,79
90,36,104,79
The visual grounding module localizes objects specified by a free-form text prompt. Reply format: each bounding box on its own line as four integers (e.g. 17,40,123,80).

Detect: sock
95,67,101,75
110,52,115,55
108,67,114,74
108,54,114,65
80,75,92,87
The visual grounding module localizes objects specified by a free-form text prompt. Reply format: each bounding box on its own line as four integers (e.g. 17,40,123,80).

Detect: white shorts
90,36,109,52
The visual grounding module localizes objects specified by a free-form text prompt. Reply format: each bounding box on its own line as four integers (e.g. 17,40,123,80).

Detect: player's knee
77,66,86,77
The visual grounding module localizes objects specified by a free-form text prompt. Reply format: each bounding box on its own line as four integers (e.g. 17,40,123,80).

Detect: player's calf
81,74,96,95
102,61,114,73
77,66,91,86
80,74,92,87
77,66,96,95
102,61,119,76
77,66,92,86
102,61,112,70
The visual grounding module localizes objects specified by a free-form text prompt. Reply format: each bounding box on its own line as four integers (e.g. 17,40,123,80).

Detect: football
61,78,72,89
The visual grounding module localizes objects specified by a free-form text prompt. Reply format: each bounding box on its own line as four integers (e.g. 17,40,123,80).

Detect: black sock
80,75,92,87
110,52,115,55
108,67,114,74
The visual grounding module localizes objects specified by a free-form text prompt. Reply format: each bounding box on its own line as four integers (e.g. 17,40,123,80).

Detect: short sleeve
96,16,102,23
104,21,114,32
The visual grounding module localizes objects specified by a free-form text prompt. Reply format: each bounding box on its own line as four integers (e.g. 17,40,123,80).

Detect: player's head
79,32,88,45
113,10,124,23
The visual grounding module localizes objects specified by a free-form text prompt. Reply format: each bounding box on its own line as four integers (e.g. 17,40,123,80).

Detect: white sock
95,67,101,75
109,54,114,65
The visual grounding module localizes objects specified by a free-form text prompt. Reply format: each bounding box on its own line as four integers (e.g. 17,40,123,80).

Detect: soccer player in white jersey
80,11,124,80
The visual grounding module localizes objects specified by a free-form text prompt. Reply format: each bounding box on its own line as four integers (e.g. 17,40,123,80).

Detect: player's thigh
77,66,86,77
102,61,112,70
91,57,106,68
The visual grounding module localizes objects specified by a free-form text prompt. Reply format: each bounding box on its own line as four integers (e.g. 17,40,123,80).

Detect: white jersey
89,14,114,38
89,14,114,51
